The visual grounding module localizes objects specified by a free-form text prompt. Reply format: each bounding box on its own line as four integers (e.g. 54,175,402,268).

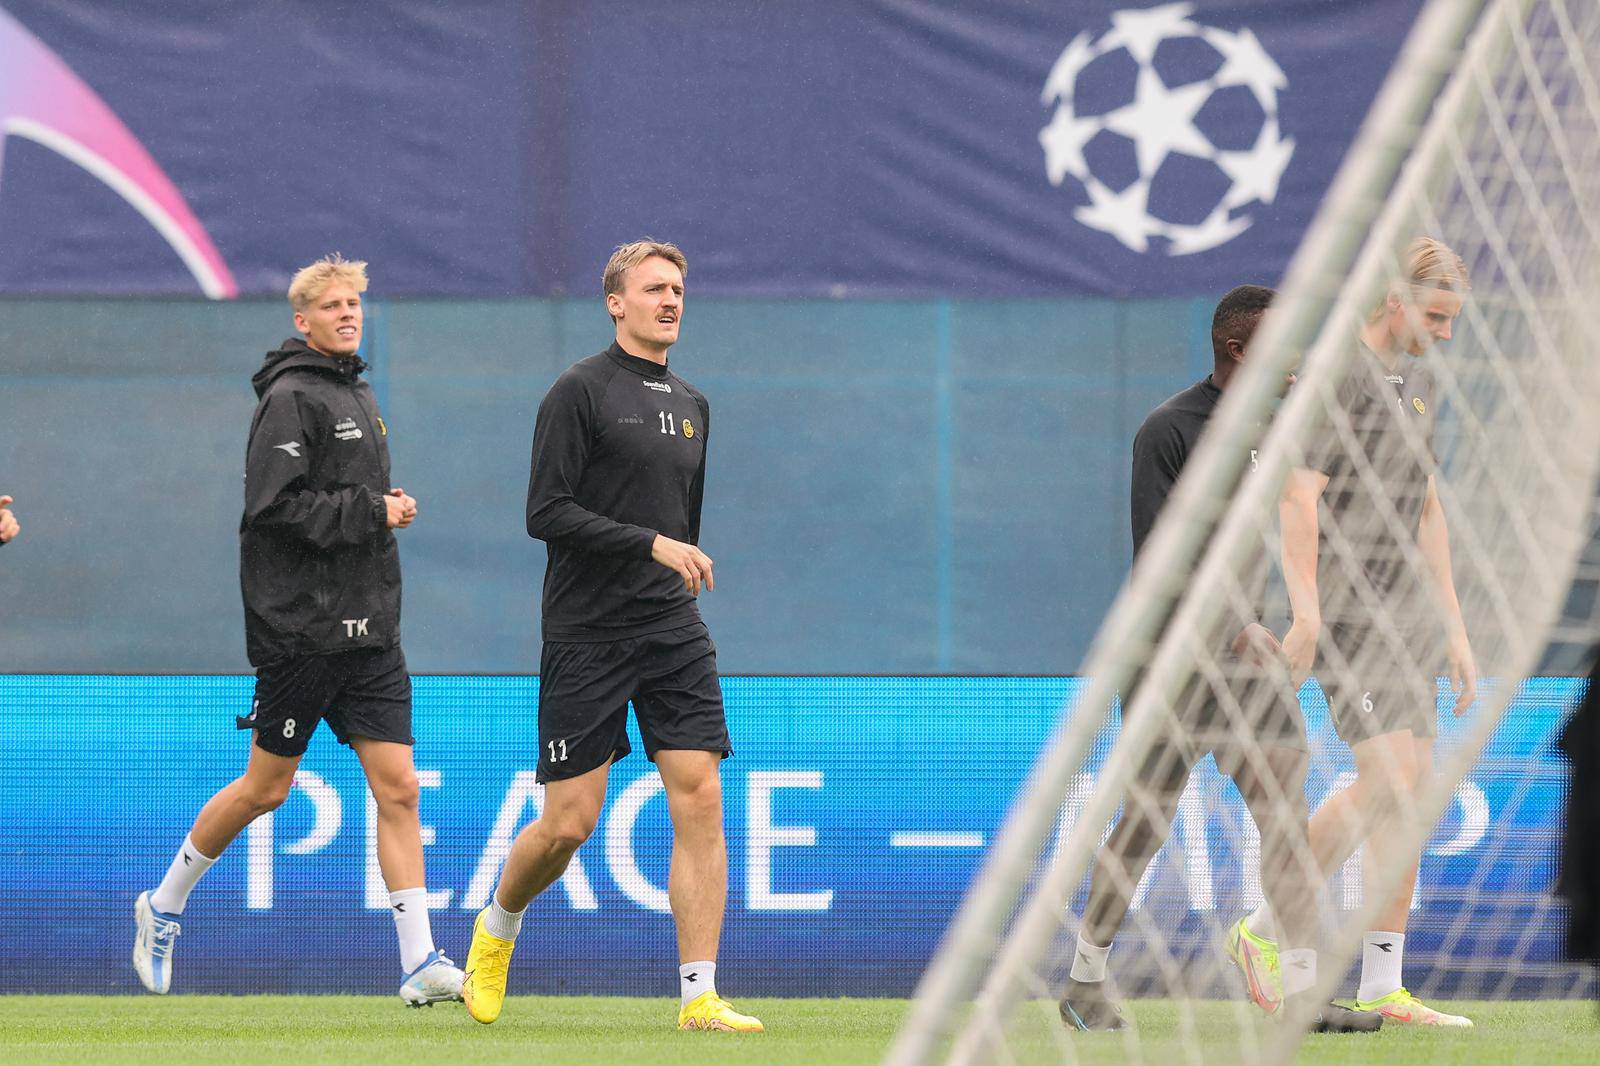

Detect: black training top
1303,344,1437,625
1130,375,1225,559
1131,374,1273,626
525,342,711,642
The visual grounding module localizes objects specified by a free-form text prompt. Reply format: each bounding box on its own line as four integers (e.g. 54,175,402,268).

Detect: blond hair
288,253,369,312
1378,236,1469,316
603,239,687,321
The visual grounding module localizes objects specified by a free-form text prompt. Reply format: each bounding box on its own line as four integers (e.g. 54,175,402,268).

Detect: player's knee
239,775,293,815
372,769,420,812
544,809,600,853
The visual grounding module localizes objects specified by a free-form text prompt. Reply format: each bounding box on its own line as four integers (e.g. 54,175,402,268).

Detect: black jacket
239,338,400,666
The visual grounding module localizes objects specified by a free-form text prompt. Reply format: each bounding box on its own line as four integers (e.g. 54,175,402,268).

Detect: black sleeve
687,393,710,545
1302,375,1358,477
1130,414,1185,560
242,390,386,547
525,371,658,557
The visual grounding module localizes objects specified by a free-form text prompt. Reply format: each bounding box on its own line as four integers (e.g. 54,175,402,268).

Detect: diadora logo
342,618,369,637
273,441,302,458
0,8,236,297
641,380,673,393
1039,2,1294,255
617,415,645,425
334,417,363,441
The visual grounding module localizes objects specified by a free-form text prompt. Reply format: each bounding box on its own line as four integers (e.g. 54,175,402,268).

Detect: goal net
890,0,1600,1062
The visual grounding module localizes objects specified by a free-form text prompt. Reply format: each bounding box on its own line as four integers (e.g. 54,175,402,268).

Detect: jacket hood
252,337,368,398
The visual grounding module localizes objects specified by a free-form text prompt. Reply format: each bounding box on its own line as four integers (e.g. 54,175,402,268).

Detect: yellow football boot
461,909,515,1024
677,990,765,1032
1354,987,1473,1027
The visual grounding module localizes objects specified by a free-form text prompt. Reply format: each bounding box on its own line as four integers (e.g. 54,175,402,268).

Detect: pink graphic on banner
0,6,236,297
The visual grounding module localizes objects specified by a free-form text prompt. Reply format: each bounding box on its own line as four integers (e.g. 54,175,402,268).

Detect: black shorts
1318,621,1440,746
1165,664,1309,766
238,646,414,757
537,622,730,783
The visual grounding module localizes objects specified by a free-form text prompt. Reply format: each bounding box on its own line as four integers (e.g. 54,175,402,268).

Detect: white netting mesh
891,1,1600,1062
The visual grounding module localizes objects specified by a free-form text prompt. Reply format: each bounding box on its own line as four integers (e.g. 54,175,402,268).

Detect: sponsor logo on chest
641,379,673,394
334,417,363,441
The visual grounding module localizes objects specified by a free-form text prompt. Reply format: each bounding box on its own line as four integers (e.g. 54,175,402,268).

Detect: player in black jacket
462,240,761,1034
1059,286,1380,1035
132,255,463,1007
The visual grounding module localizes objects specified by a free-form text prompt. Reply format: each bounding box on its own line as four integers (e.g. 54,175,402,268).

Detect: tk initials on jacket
342,618,370,637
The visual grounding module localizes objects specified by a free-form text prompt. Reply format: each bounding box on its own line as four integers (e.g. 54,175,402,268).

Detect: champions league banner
0,675,1572,996
0,0,1425,298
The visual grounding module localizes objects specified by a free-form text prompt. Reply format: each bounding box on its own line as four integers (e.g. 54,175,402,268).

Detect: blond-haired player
1229,237,1478,1027
132,254,463,1006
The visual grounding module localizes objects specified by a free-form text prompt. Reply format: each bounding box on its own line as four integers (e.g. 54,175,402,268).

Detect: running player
1060,285,1380,1034
460,240,761,1034
132,254,463,1006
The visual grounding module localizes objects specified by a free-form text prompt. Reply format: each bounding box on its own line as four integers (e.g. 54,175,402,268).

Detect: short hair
602,239,687,321
288,253,368,312
1211,284,1276,361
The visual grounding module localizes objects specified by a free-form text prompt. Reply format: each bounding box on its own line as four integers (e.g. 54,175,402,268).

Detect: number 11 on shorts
548,738,568,762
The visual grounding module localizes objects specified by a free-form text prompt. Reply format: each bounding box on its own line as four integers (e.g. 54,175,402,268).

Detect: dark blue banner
1,674,1573,996
0,1,1423,298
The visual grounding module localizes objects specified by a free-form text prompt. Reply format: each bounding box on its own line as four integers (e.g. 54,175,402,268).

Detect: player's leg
332,648,462,1005
1352,729,1468,1025
1060,737,1194,1032
1224,742,1381,1033
634,622,759,1033
134,657,323,994
462,638,632,1023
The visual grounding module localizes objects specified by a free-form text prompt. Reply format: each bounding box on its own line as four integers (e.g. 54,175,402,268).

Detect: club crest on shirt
683,418,695,439
1412,397,1426,414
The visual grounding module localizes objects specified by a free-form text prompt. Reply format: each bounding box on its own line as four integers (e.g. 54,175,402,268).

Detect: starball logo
0,5,235,296
1039,2,1295,256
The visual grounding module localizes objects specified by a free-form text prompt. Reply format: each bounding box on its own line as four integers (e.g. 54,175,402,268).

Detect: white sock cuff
1070,933,1112,983
1281,948,1317,996
680,960,717,1004
484,893,526,941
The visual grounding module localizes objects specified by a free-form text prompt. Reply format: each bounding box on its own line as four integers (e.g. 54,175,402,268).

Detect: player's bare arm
652,534,714,595
1418,474,1477,713
1280,466,1329,682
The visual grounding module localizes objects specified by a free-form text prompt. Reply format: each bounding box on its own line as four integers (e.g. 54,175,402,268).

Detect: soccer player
1236,237,1477,1027
0,495,18,543
131,255,463,1006
1059,286,1380,1034
460,240,761,1034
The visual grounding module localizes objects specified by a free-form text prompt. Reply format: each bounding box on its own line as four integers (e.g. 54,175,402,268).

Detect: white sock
1069,933,1111,983
483,891,525,942
1245,903,1277,941
149,834,217,915
1281,948,1317,997
680,960,716,1005
390,888,436,973
1357,931,1404,1003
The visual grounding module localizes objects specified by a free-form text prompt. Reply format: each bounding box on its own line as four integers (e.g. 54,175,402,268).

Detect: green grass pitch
0,996,1594,1064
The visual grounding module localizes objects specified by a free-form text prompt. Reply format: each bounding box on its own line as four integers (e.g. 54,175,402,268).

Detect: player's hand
1231,623,1286,668
1282,617,1320,685
0,495,18,543
1448,630,1478,715
384,487,418,529
651,534,714,595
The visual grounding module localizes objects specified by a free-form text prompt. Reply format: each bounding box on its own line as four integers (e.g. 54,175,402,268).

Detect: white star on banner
1039,105,1100,185
1217,117,1295,209
1076,177,1159,252
1100,2,1198,64
1202,25,1288,109
1103,63,1215,178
